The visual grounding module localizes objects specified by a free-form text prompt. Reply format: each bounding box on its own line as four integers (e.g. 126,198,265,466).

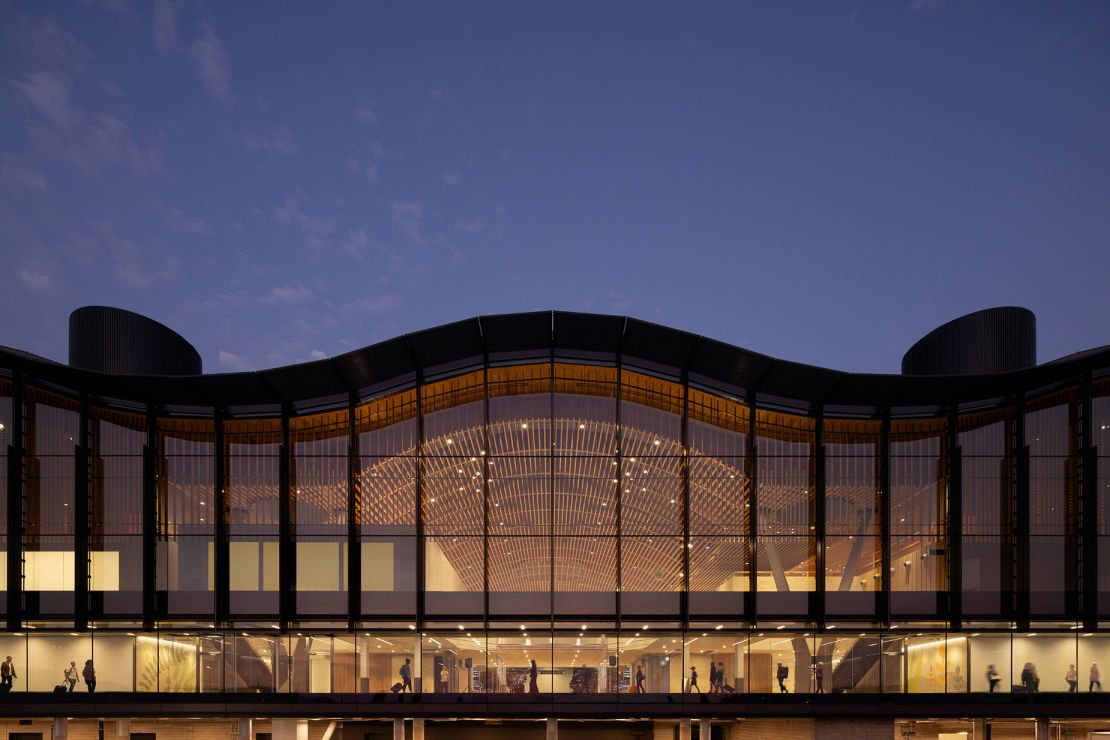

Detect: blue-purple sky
2,1,1108,375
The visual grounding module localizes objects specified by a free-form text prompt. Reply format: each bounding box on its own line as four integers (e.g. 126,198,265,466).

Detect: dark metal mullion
1080,372,1097,629
142,404,157,631
347,392,359,630
814,408,825,629
615,349,623,625
482,361,490,629
879,411,891,628
214,409,228,627
549,353,555,625
747,398,757,623
5,374,23,631
680,377,690,630
279,410,293,630
74,393,90,630
1015,394,1029,630
411,352,426,631
947,405,962,631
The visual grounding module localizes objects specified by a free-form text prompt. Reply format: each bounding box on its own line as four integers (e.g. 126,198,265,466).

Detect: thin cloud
439,171,462,186
15,71,163,177
260,284,314,305
1,156,49,192
342,294,401,315
456,217,483,233
245,126,298,154
390,201,424,244
218,350,253,371
354,104,376,124
162,205,211,234
346,155,379,180
191,20,233,103
152,0,180,53
342,229,369,257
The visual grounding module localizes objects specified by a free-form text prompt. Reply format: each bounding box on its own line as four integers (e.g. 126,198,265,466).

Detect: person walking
709,661,718,694
528,659,539,695
776,662,789,693
635,663,645,694
986,664,1000,693
688,666,701,694
82,660,96,694
1066,664,1077,693
63,661,79,692
439,663,449,693
399,658,412,693
815,661,824,693
1020,662,1039,693
1091,662,1102,692
0,656,17,691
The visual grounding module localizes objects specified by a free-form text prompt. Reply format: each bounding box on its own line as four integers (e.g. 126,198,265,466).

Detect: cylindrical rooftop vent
901,306,1035,376
69,306,202,375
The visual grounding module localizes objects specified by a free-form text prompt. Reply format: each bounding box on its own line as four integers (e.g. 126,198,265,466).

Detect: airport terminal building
1,306,1108,739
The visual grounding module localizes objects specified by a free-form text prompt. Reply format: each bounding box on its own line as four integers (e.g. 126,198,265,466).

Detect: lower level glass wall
0,630,1107,695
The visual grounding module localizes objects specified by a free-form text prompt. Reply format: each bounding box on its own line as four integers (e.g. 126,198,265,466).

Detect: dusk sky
2,1,1108,375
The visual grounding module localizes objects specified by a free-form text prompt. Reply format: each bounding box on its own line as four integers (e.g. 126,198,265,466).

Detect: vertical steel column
814,408,825,629
74,393,90,630
615,337,624,625
879,411,891,628
1080,373,1097,629
947,405,962,631
142,405,157,630
481,358,490,627
279,410,293,630
6,374,24,631
548,353,555,623
412,354,426,630
214,409,229,626
1014,395,1029,629
747,399,757,622
347,392,360,630
680,373,690,628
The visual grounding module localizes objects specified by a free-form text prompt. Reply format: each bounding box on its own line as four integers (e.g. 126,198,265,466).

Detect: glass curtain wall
0,378,11,614
959,407,1014,617
292,409,348,616
1096,378,1110,617
889,418,947,615
553,363,617,616
486,364,550,617
824,419,882,617
755,410,815,616
225,418,281,617
357,388,418,617
24,387,79,615
90,406,146,616
619,371,683,616
156,416,215,616
423,370,486,618
687,389,748,618
1025,389,1080,616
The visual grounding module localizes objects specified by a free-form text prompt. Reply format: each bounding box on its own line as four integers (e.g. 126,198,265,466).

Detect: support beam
6,374,24,632
698,718,711,740
279,410,293,631
948,404,962,630
679,718,692,740
53,717,68,738
545,717,557,740
348,391,360,629
393,717,405,740
814,408,826,628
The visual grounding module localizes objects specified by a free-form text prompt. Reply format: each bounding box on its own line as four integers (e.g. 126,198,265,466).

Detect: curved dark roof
901,306,1036,376
2,310,1107,414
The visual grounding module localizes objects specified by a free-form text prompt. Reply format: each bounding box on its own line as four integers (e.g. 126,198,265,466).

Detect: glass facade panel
225,418,281,616
25,387,80,615
890,418,947,614
1025,390,1079,616
619,631,682,693
554,363,617,455
748,633,814,693
960,407,1013,616
1097,382,1110,616
292,410,348,615
425,535,482,615
620,371,682,458
620,535,682,615
756,411,815,615
422,632,486,693
91,406,146,616
1011,633,1077,693
157,415,215,619
968,633,1011,693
